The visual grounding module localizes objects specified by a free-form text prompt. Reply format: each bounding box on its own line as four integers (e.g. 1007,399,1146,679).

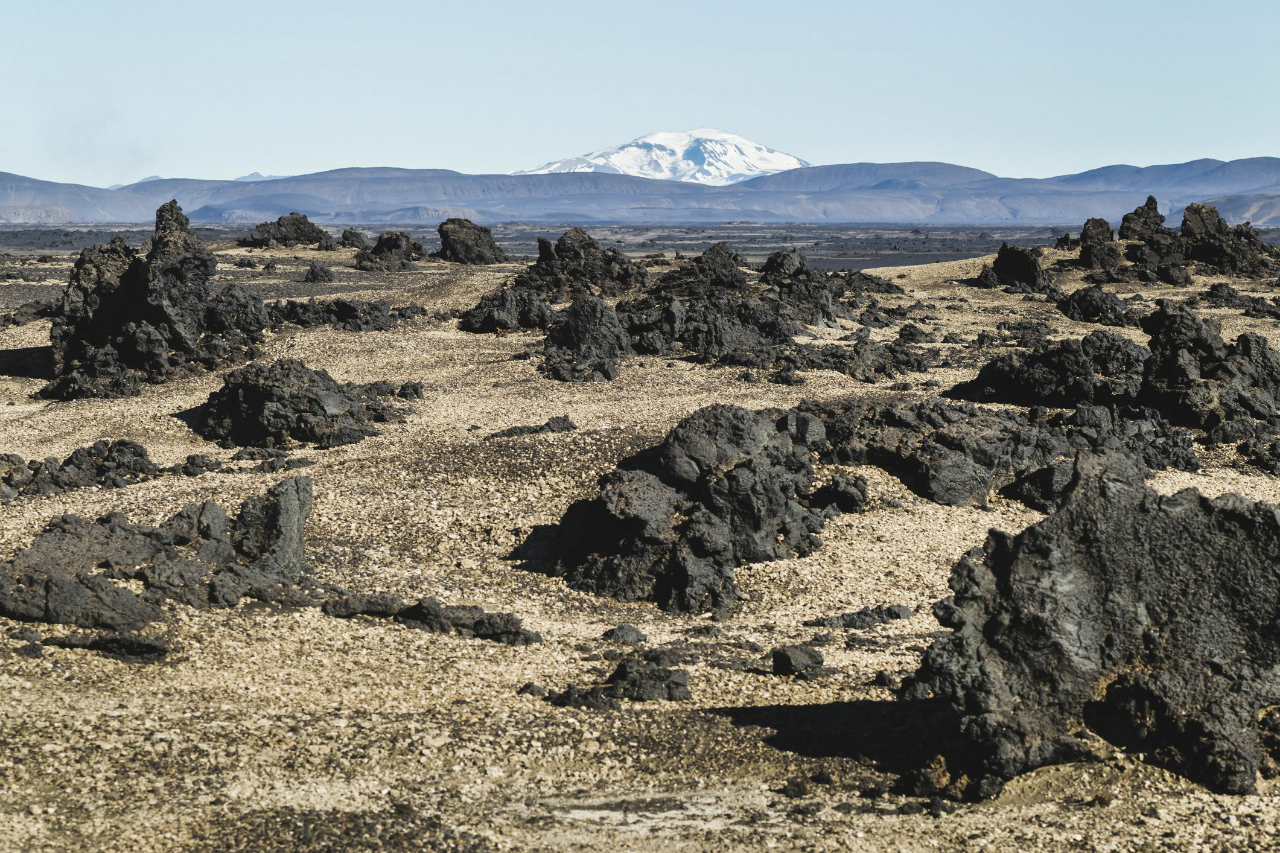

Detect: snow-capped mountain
514,129,811,186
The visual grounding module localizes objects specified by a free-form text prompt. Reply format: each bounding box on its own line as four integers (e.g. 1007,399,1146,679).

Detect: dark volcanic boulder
354,232,425,271
1180,203,1280,278
433,218,507,265
539,296,633,382
949,330,1149,408
532,404,838,613
268,298,428,332
1119,195,1175,244
0,440,160,502
1140,300,1280,429
303,262,335,283
194,358,416,448
549,656,691,709
988,243,1058,295
1057,285,1142,327
485,228,647,302
904,453,1280,797
458,286,555,333
240,213,331,248
1080,217,1114,245
339,229,370,250
758,248,854,327
45,202,269,399
0,477,315,632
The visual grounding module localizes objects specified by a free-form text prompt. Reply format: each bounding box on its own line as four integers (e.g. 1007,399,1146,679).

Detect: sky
4,0,1278,187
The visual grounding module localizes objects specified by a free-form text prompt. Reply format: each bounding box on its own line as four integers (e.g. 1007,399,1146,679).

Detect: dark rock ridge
354,232,425,271
805,604,913,630
339,229,370,250
548,657,691,709
239,213,332,248
903,453,1280,797
525,404,852,613
45,202,269,399
433,218,508,265
1057,285,1142,327
193,358,419,448
324,594,541,645
0,477,316,634
804,396,1196,510
1,440,159,502
0,299,55,330
487,416,577,440
267,298,428,332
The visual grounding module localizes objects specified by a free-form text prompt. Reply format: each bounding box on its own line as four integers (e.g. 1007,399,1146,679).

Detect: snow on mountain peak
514,129,811,186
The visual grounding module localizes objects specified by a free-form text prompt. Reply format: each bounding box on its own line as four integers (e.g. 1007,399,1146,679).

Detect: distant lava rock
433,218,508,265
540,296,634,382
0,477,316,633
458,287,555,333
354,232,425,271
0,299,54,330
339,229,370,250
0,440,160,502
487,416,577,440
903,452,1280,797
44,202,269,399
193,358,417,448
268,298,427,332
302,262,335,283
988,243,1060,296
1057,285,1143,327
548,656,691,709
239,213,331,248
1180,202,1280,278
526,404,852,613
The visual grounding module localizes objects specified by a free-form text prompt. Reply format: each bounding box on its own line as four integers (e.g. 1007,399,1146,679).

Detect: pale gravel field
0,242,1277,851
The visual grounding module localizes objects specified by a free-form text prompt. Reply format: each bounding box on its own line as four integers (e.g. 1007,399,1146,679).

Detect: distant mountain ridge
514,129,811,186
5,156,1280,226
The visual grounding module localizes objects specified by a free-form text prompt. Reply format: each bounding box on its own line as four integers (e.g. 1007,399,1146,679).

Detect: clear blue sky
5,0,1277,187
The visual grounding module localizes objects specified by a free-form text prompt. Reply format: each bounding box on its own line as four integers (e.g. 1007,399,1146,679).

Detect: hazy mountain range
4,139,1280,227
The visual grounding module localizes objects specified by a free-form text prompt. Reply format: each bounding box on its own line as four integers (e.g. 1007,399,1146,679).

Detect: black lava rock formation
1057,285,1143,327
539,296,634,382
325,594,541,645
527,404,848,613
302,262,335,283
903,452,1280,797
487,416,577,440
339,229,370,250
45,202,269,399
193,358,417,448
240,213,331,248
0,440,159,502
457,287,555,333
548,656,691,709
354,232,425,271
433,218,508,265
0,477,317,633
267,298,428,332
974,243,1060,296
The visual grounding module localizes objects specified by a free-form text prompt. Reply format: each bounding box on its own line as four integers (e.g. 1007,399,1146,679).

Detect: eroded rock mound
193,358,417,448
240,213,331,248
267,298,428,332
45,203,269,399
457,287,555,333
354,232,425,271
433,218,508,265
974,243,1059,296
0,477,316,633
529,404,844,613
548,657,691,709
1,440,159,502
1057,285,1142,327
339,229,370,250
539,296,633,382
903,453,1280,797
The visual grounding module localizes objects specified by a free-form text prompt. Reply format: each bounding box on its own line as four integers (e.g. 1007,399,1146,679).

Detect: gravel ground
0,241,1277,852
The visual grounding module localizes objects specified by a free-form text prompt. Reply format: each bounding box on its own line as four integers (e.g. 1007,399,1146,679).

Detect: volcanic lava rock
0,440,160,502
193,358,416,448
903,452,1280,797
354,232,425,271
240,213,331,248
1139,299,1280,429
1057,285,1143,327
0,477,316,633
508,228,648,302
1196,282,1280,320
457,286,555,333
487,416,577,440
1080,217,1114,245
45,202,269,399
529,404,839,613
1119,196,1171,244
0,299,54,330
268,298,428,331
539,296,634,382
433,218,508,265
949,330,1150,408
805,604,913,630
758,248,855,327
603,624,646,644
805,396,1197,508
339,229,370,250
548,656,691,709
302,262,335,283
981,243,1059,295
1180,203,1280,278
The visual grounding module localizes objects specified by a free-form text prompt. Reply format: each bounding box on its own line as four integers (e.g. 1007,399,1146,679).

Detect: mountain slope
515,129,810,186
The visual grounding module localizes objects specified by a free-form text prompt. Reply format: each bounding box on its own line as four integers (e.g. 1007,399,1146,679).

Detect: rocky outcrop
267,298,428,332
339,229,370,250
44,202,269,399
239,213,331,248
539,296,634,382
193,358,419,448
433,218,507,265
903,453,1280,797
1057,285,1143,327
354,232,425,271
0,440,159,502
